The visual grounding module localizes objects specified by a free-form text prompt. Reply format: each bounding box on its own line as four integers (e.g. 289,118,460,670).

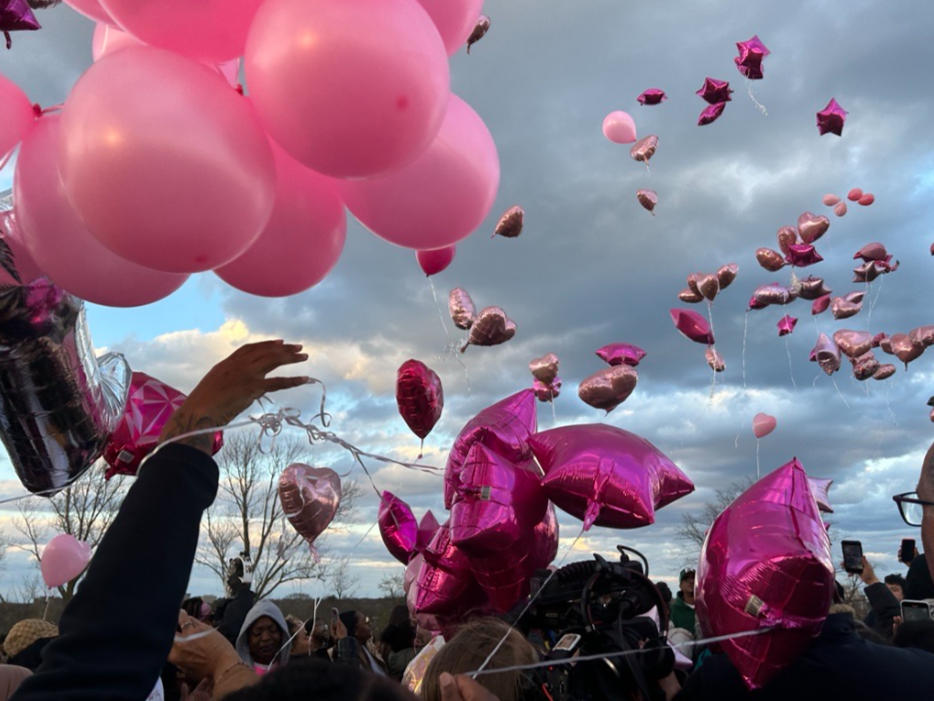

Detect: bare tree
378,570,405,602
675,478,754,563
13,463,129,602
196,433,361,599
328,557,360,600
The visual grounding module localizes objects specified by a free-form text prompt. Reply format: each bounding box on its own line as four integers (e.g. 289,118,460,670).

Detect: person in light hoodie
236,601,291,677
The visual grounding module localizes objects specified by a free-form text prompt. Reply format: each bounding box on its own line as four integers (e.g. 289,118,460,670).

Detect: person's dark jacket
11,444,219,701
862,581,900,638
217,585,256,645
676,613,934,700
905,554,934,600
7,638,54,672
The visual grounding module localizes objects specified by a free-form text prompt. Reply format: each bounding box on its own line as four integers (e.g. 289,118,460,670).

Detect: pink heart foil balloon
636,188,658,214
529,353,559,385
753,283,796,307
844,291,865,305
686,273,702,295
853,242,888,262
578,365,638,413
670,308,715,344
630,135,658,164
464,306,516,349
909,325,934,348
717,263,739,289
851,352,880,381
679,288,704,304
444,389,537,509
776,226,799,255
871,332,888,349
888,333,925,367
756,248,786,272
807,477,834,514
696,273,720,301
278,464,342,553
378,491,419,564
832,330,872,359
797,212,830,244
530,423,694,531
830,297,861,320
596,342,646,367
396,359,444,441
448,287,476,330
752,413,777,439
492,205,524,239
696,458,834,690
706,346,725,372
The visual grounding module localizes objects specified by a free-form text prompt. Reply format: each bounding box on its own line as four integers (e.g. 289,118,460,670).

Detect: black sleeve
864,582,900,638
218,586,256,644
12,444,219,701
332,638,363,669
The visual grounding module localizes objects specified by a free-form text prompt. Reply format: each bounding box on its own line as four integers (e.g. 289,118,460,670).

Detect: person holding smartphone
853,555,902,639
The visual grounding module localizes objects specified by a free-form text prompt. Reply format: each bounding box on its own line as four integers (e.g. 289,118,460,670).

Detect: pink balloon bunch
41,534,92,589
696,458,834,690
529,354,561,403
103,372,223,479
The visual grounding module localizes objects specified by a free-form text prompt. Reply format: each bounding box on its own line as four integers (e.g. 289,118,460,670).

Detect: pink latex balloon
14,114,189,307
395,359,444,441
777,315,797,337
578,365,638,414
278,464,342,553
65,0,113,25
847,188,863,202
816,98,847,136
858,193,875,206
807,477,834,514
822,194,840,206
91,21,143,60
450,444,547,556
98,0,264,63
670,308,715,345
415,0,485,56
415,521,487,617
752,413,777,439
379,491,419,565
59,47,276,274
696,458,834,690
0,72,35,159
444,390,537,509
602,110,637,144
41,534,92,589
246,0,449,179
417,246,456,276
595,342,646,367
102,372,222,479
215,141,346,297
339,94,499,250
834,201,848,217
531,423,693,530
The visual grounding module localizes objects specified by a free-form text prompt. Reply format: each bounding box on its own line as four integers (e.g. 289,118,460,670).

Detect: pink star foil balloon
103,372,223,479
463,306,516,350
532,376,561,402
785,244,823,268
595,342,646,367
278,464,342,556
807,477,834,514
415,520,487,617
696,458,835,690
637,88,667,105
449,443,547,556
378,491,419,564
809,333,840,375
698,102,727,126
696,77,733,104
816,98,847,136
492,205,524,238
444,389,537,509
670,308,715,345
577,365,638,414
1,0,40,49
395,359,444,441
636,188,658,214
530,423,694,531
734,35,770,80
777,315,797,337
796,276,831,301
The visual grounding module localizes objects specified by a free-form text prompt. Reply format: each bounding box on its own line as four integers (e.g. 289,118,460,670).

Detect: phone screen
842,541,863,573
901,539,916,564
901,600,933,623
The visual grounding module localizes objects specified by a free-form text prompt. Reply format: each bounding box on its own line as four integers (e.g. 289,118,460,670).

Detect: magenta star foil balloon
378,491,419,564
734,35,770,80
1,0,40,49
595,342,646,367
816,98,847,136
807,477,834,514
416,510,440,553
784,244,824,268
103,372,223,479
414,520,487,617
444,389,537,509
698,102,727,126
696,77,733,104
777,316,798,337
450,444,547,556
670,308,715,345
530,423,694,530
637,88,667,105
696,458,835,690
395,359,444,440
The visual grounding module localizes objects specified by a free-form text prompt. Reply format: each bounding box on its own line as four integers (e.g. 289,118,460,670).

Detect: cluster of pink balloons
1,0,498,306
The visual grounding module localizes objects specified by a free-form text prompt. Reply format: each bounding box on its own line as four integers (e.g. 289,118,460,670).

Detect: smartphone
842,540,863,574
901,539,916,565
331,607,340,623
553,633,581,653
901,600,934,622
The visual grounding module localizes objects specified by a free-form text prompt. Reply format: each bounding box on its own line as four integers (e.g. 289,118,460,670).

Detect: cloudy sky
2,0,934,601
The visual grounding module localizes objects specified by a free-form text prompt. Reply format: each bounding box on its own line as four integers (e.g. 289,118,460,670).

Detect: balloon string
550,399,557,425
831,375,851,410
42,592,51,621
784,334,797,393
867,275,885,327
745,79,768,116
468,627,775,678
742,311,749,390
473,527,586,678
440,341,472,395
428,277,451,338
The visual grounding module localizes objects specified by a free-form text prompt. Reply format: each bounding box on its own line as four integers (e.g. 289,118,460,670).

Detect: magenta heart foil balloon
278,464,342,552
696,458,834,690
378,491,418,564
395,359,444,440
530,423,693,530
670,308,715,345
444,389,537,509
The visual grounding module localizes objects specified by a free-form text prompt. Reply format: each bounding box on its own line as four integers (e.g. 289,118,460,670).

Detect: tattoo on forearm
160,411,219,454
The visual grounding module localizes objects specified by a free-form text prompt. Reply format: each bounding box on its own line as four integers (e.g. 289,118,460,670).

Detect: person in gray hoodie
236,601,291,677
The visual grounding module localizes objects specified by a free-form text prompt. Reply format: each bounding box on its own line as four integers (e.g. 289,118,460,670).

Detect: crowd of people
0,341,933,700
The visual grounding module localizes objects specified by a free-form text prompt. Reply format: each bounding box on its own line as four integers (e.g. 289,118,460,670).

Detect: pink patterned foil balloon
378,491,418,565
417,246,456,276
698,102,727,126
530,423,694,531
777,316,797,337
493,206,525,239
636,189,658,214
752,413,777,439
696,273,720,302
785,244,823,268
529,353,559,385
395,359,444,441
637,89,667,105
797,212,830,245
450,444,547,556
816,98,847,136
832,330,872,359
696,458,834,690
595,342,646,367
670,308,715,345
278,464,342,553
103,372,222,479
532,377,561,402
734,35,770,80
448,287,476,330
415,521,487,617
466,14,490,54
444,390,537,509
41,533,92,589
717,263,739,289
705,347,725,373
578,365,638,414
809,333,841,375
464,306,516,350
807,477,834,514
696,77,733,104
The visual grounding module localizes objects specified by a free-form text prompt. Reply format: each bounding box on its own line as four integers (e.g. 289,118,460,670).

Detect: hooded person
236,601,290,677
